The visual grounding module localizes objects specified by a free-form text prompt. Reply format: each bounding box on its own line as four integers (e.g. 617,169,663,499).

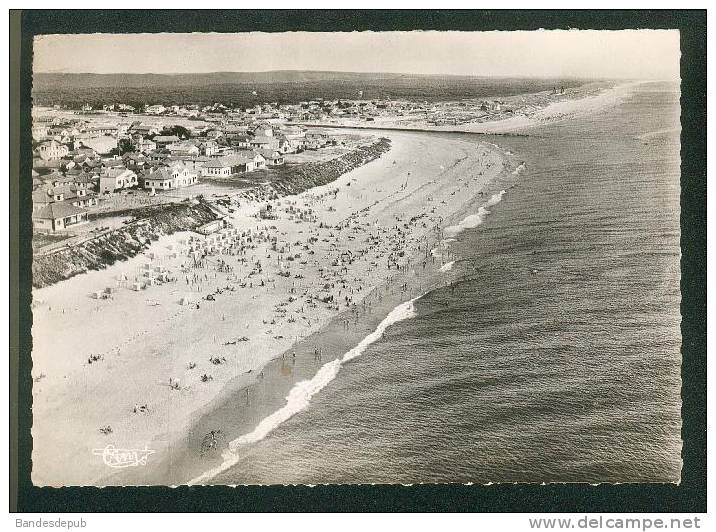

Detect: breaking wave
512,162,526,175
440,261,455,272
443,190,506,238
188,296,420,485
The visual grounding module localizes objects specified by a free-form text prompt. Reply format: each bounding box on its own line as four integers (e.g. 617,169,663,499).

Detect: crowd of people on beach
34,139,510,452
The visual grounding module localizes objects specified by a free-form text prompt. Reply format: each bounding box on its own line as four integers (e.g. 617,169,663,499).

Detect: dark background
10,9,706,513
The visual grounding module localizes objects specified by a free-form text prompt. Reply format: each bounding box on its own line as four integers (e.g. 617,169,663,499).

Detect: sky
34,30,681,79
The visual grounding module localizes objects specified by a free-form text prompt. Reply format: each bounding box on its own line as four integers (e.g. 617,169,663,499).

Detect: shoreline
294,81,642,135
30,82,640,487
142,165,519,487
31,129,516,486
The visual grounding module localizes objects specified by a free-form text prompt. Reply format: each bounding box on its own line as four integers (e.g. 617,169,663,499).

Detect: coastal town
29,80,627,486
15,20,690,517
31,82,526,485
30,83,598,243
31,106,344,239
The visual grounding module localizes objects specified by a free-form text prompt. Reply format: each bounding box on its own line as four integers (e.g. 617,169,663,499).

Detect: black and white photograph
9,7,707,519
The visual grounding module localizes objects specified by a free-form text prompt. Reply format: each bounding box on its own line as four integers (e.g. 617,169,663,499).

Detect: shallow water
210,81,682,485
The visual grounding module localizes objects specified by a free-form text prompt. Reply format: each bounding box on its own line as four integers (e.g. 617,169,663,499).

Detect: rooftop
33,202,87,220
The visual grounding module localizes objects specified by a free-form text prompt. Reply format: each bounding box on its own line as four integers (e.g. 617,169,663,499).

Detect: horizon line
34,69,622,80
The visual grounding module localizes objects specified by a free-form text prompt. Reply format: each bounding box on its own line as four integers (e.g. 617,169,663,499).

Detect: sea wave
440,261,455,272
443,190,506,238
512,162,526,175
188,296,421,485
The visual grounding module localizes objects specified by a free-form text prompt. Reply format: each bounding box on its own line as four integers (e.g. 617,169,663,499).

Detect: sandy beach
31,130,517,486
298,82,639,134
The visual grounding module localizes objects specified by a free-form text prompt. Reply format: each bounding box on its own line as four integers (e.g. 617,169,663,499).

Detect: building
128,122,163,136
198,140,219,157
142,162,198,191
306,130,331,147
99,168,138,194
200,158,233,177
32,188,62,212
249,136,280,150
282,131,306,152
76,136,118,155
275,136,295,153
166,141,200,157
147,150,171,164
37,140,69,161
167,155,211,173
33,183,99,210
256,149,284,167
32,125,49,141
200,152,265,177
153,135,181,147
132,135,157,154
234,150,266,170
228,134,252,149
86,125,118,136
32,202,89,233
122,153,152,173
73,173,98,191
252,124,274,137
145,104,166,115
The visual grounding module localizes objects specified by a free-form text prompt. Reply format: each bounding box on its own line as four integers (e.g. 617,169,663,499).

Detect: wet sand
31,130,516,486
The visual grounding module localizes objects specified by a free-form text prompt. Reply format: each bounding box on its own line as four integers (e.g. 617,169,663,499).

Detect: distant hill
31,70,591,109
33,70,450,88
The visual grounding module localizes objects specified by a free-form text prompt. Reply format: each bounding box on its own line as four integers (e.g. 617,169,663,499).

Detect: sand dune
31,130,513,486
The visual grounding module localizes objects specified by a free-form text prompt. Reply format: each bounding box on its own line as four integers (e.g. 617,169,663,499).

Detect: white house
200,152,265,177
99,168,138,193
198,140,219,157
256,149,284,167
145,104,166,115
37,140,69,161
133,135,157,154
166,141,200,157
143,162,198,191
32,202,89,233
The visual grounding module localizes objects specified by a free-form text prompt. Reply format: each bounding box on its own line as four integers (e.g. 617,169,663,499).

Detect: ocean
188,81,682,485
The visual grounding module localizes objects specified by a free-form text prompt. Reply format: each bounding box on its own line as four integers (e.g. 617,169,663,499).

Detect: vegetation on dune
32,200,219,288
31,138,392,289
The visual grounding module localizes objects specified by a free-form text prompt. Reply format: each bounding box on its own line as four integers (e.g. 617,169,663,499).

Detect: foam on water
188,296,420,485
443,190,506,238
512,163,526,175
440,261,455,272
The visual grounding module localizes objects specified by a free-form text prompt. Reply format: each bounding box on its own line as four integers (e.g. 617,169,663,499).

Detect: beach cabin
32,203,89,233
196,219,225,235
